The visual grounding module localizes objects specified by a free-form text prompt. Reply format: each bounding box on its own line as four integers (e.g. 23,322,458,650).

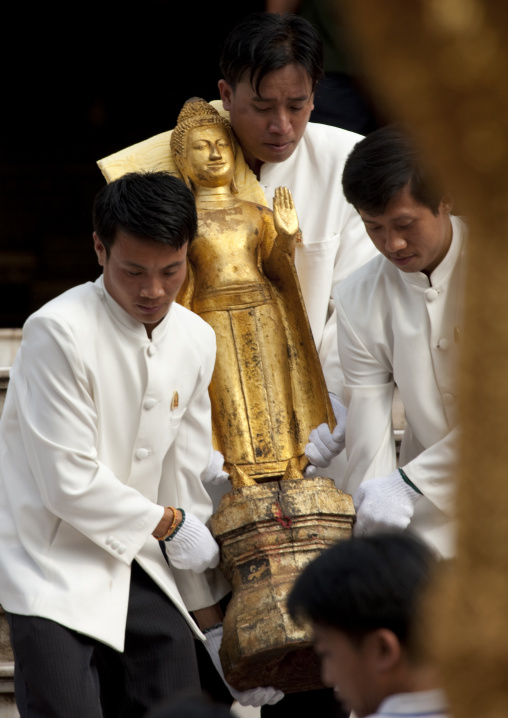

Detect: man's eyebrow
123,259,185,270
362,214,414,224
252,94,310,103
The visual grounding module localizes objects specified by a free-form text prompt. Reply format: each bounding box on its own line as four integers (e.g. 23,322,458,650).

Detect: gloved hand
165,512,220,573
204,624,284,707
304,393,347,477
203,448,230,485
353,469,421,536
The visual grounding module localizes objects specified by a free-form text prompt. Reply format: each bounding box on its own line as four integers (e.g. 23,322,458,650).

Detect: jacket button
136,448,150,459
118,545,126,554
147,344,157,357
106,536,113,545
144,398,158,410
438,338,450,350
111,540,120,550
425,288,439,302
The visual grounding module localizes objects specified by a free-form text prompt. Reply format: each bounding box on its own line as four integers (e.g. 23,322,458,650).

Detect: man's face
313,624,379,718
358,184,453,275
218,63,314,177
93,230,188,337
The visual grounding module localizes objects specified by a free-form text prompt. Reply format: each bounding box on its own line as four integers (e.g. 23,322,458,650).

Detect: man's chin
389,257,421,273
135,305,170,328
260,142,296,164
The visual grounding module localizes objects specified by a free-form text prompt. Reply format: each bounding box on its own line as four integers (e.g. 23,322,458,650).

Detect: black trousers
260,688,349,718
7,561,200,718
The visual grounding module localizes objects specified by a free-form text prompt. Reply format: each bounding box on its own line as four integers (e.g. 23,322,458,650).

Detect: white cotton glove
204,625,284,707
304,393,347,477
353,469,421,536
203,448,230,485
165,511,220,573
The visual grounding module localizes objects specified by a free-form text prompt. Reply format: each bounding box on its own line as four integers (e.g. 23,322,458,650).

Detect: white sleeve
336,290,458,514
401,427,459,515
12,315,163,564
335,292,397,496
321,205,379,396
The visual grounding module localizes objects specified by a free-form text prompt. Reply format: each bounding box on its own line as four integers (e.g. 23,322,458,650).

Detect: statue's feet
281,456,307,481
230,464,258,490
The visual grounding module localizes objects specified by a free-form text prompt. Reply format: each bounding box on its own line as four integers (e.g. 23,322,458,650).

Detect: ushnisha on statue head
170,97,239,194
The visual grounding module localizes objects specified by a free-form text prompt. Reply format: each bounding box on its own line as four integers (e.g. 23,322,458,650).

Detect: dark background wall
0,2,264,327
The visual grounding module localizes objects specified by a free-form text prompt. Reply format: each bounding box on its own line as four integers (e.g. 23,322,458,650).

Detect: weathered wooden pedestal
209,477,355,694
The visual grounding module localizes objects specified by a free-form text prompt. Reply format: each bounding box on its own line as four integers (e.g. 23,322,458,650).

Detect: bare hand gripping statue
171,98,334,487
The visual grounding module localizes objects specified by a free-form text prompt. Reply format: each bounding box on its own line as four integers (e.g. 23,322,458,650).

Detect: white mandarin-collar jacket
0,276,229,650
366,689,449,718
333,215,466,557
259,122,379,397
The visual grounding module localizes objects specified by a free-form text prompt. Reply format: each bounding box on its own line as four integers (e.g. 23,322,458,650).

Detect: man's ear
93,232,106,268
218,79,233,110
365,629,402,673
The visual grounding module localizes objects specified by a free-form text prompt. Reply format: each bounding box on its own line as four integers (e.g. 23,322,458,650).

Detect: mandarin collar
400,214,465,289
377,688,448,715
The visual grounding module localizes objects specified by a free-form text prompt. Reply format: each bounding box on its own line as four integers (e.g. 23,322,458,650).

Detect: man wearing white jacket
334,127,464,558
0,172,281,717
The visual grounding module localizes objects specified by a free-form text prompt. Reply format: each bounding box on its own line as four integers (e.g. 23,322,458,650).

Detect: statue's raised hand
273,186,299,237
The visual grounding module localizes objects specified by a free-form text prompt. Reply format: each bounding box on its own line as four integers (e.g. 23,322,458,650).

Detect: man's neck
390,662,442,695
243,149,263,180
424,214,454,278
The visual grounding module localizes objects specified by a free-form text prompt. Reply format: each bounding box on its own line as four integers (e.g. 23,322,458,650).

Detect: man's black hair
288,532,436,653
220,12,323,94
342,126,444,216
92,171,197,254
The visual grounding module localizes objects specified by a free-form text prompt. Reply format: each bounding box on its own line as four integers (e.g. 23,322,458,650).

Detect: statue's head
171,98,238,193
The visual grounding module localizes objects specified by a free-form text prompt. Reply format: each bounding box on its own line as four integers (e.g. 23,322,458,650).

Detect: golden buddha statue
171,98,334,486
